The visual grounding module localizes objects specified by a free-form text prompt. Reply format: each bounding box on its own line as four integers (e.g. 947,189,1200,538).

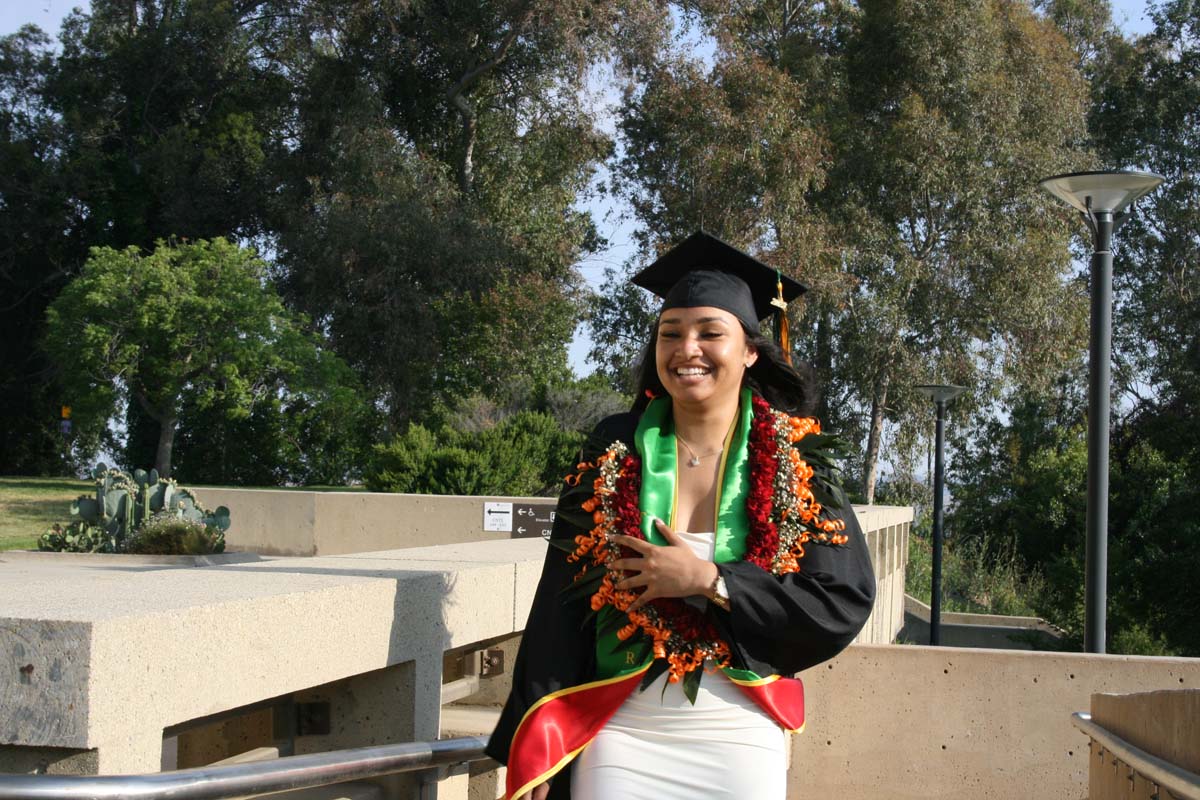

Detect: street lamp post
1038,170,1164,654
914,384,966,646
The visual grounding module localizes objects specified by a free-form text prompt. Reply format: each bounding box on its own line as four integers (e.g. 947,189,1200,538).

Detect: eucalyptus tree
265,0,669,420
610,0,1093,501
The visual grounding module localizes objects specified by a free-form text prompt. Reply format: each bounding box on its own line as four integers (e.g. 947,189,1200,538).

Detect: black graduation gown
485,409,876,798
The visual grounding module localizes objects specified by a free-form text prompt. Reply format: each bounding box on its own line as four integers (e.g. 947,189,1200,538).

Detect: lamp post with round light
914,383,966,646
1038,170,1164,654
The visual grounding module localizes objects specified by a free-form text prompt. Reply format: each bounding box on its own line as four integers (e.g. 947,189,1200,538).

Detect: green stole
595,387,763,683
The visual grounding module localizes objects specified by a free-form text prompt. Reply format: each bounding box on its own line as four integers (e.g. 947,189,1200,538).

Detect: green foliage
43,237,366,479
906,525,1045,618
366,411,584,497
4,0,666,472
607,0,1093,501
947,379,1200,655
269,0,667,422
931,0,1200,657
37,464,231,553
125,512,226,556
1,1,287,474
585,265,658,392
38,521,111,554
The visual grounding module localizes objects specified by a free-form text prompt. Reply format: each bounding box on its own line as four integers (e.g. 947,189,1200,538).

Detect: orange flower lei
566,396,847,682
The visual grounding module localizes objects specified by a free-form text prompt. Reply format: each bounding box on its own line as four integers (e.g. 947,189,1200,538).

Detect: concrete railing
1,503,910,800
1,537,548,798
11,498,1198,799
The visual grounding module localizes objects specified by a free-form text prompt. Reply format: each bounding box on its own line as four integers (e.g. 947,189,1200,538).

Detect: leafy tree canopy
43,237,364,479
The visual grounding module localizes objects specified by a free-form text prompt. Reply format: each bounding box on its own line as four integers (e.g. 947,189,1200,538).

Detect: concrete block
0,618,91,748
0,745,98,776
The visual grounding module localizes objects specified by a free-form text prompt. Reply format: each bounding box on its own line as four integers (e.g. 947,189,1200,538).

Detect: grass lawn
0,476,92,551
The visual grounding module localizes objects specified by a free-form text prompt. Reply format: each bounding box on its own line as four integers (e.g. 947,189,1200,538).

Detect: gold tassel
771,270,791,365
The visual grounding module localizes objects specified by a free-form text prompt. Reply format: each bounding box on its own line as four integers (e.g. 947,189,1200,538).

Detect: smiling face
655,306,758,409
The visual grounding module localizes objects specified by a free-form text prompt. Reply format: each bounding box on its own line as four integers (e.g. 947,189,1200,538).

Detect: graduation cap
631,230,807,358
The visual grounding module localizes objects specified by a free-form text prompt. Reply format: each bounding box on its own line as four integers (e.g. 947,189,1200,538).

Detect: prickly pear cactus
39,465,232,554
56,464,138,550
39,520,115,553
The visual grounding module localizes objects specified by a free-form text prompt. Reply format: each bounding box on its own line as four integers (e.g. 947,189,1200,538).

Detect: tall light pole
915,384,966,646
1038,170,1164,654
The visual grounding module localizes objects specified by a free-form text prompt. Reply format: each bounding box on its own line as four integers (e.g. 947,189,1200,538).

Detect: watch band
709,571,731,612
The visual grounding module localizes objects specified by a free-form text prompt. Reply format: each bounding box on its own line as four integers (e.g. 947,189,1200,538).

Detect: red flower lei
567,395,847,682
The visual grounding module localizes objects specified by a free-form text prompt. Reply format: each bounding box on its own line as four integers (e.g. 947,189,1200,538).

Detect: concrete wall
900,594,1064,650
1087,689,1200,800
199,489,559,557
789,644,1200,800
853,505,912,646
203,487,912,572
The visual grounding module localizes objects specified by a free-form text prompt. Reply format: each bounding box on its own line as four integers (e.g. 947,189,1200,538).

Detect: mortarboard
631,231,806,359
630,231,807,329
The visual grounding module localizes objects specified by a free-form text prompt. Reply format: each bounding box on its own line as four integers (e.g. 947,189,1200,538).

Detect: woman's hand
610,518,719,612
515,781,550,800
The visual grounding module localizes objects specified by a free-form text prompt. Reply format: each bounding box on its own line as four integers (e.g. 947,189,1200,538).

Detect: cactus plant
39,465,232,554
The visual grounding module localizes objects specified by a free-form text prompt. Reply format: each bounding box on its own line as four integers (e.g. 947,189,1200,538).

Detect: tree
0,26,82,473
267,0,668,421
1,0,288,474
43,238,355,478
4,0,673,470
609,0,1093,501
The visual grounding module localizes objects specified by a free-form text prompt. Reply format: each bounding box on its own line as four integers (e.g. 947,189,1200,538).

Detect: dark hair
632,318,819,416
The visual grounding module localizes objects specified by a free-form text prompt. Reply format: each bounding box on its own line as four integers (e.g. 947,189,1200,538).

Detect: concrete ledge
0,538,548,774
198,489,558,557
900,594,1064,650
1,504,910,788
0,551,267,567
791,643,1200,799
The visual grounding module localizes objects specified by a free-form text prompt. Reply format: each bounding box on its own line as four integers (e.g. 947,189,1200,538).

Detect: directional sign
513,503,556,539
483,502,513,532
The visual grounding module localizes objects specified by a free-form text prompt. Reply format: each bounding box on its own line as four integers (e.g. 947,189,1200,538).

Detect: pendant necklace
676,433,723,468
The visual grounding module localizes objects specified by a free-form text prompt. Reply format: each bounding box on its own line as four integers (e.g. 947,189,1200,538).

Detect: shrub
125,512,226,555
366,411,584,496
906,526,1044,618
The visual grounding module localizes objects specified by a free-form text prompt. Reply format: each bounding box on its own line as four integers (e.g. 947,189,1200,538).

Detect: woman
486,231,876,800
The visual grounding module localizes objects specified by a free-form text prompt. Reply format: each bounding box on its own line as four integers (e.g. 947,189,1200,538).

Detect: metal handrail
1073,712,1200,800
0,735,491,800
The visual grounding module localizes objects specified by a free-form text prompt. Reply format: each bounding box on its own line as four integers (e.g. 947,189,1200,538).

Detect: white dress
570,531,788,800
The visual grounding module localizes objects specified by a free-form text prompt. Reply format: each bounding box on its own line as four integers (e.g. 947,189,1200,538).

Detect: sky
1,0,1162,375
